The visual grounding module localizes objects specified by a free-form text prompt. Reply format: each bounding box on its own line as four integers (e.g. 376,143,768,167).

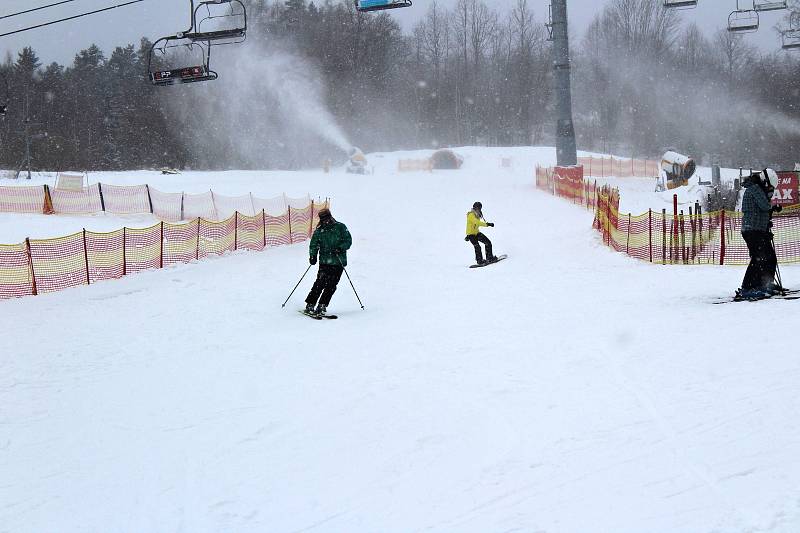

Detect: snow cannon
660,151,696,190
346,146,368,175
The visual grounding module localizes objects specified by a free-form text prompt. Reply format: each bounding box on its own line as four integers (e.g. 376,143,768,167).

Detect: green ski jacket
310,221,352,266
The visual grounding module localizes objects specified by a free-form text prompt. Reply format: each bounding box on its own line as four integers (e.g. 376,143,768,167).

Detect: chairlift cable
0,0,84,22
0,0,148,38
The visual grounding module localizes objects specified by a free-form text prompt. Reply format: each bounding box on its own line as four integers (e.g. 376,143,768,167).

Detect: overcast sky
0,0,790,65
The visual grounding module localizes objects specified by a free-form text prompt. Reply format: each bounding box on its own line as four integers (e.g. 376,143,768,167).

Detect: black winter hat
318,208,332,220
473,201,482,210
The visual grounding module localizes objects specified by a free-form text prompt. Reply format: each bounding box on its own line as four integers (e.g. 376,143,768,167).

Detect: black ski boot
315,304,327,316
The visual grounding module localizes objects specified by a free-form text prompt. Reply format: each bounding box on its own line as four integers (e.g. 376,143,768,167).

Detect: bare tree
420,1,449,84
675,23,713,75
469,0,497,73
604,0,680,59
510,0,536,58
713,29,755,86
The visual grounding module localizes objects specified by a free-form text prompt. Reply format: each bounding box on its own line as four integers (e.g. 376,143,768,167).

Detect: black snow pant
466,233,493,263
741,230,777,291
305,264,344,307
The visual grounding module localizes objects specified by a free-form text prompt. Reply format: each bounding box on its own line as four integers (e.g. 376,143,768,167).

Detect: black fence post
146,184,154,214
98,183,105,212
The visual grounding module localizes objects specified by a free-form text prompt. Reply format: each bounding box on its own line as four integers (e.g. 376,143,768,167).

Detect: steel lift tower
549,0,577,166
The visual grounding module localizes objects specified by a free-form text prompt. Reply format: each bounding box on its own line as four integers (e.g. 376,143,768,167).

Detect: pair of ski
711,288,800,304
299,310,338,320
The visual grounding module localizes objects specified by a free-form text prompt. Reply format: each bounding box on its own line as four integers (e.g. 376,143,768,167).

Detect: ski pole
281,264,313,308
771,234,784,290
337,256,365,309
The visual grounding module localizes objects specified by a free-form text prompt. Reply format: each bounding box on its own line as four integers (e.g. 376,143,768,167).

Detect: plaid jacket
741,181,772,232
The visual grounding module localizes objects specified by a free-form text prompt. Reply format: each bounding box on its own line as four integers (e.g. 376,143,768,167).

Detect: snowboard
469,254,508,268
299,310,339,319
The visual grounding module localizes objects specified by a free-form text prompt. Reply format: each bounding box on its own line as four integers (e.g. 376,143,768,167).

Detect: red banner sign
773,171,799,206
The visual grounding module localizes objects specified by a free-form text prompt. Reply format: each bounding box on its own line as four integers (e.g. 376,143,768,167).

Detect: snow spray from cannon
162,41,352,168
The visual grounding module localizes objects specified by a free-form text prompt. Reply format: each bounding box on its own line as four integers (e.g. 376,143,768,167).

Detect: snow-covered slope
2,147,799,532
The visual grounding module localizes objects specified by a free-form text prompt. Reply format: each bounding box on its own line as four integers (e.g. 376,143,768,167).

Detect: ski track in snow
1,147,800,532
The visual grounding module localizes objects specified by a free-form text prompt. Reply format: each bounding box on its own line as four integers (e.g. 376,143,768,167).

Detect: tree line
1,0,798,172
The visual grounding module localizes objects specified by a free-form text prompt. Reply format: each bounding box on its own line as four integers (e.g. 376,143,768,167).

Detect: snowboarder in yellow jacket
465,201,496,265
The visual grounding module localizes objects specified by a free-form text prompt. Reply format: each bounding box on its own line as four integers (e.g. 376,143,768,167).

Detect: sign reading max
774,172,799,206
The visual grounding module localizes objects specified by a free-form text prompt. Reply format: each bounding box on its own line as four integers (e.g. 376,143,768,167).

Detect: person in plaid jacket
739,169,782,299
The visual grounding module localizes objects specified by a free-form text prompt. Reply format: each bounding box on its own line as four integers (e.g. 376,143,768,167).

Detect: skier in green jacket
305,208,352,316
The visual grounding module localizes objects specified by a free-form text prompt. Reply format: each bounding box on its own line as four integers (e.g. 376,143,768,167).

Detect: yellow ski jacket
466,210,488,236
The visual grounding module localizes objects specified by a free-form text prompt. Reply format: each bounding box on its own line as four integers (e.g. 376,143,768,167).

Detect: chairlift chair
781,28,800,49
728,2,760,33
355,0,412,13
147,36,218,86
753,1,787,11
663,0,698,9
182,0,247,45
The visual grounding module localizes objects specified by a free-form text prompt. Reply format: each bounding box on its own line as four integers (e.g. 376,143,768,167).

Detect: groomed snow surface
2,147,799,533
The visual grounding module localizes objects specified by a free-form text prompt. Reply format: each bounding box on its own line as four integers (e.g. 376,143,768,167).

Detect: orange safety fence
535,165,597,211
398,159,433,172
0,183,314,220
593,185,800,265
536,164,800,266
214,192,253,220
578,156,659,178
184,191,217,220
0,243,35,299
49,183,104,214
150,187,183,222
100,183,151,214
0,200,328,300
0,185,49,213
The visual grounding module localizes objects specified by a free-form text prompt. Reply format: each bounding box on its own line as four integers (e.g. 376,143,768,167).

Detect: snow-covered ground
2,147,799,533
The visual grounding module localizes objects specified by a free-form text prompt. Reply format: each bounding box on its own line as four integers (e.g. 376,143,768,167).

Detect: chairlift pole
21,118,45,180
17,94,45,180
550,0,577,166
23,118,32,179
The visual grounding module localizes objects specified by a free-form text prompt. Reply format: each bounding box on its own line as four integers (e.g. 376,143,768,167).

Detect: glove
772,205,783,213
487,222,495,227
309,256,317,265
464,235,470,242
